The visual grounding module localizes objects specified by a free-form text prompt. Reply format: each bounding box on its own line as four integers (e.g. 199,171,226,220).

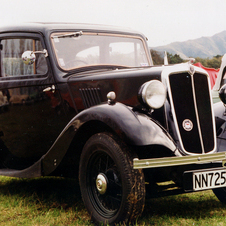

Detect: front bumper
133,152,226,169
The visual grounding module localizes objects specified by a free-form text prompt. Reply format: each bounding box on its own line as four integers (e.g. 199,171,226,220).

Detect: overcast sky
1,0,226,47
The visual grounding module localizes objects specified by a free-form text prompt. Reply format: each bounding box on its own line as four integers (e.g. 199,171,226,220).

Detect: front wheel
213,187,226,203
79,133,145,225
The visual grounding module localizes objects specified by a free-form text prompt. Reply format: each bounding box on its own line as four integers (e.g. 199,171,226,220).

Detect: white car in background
212,54,226,103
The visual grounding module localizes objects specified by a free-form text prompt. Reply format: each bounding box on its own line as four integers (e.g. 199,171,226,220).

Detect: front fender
72,102,176,151
42,102,177,175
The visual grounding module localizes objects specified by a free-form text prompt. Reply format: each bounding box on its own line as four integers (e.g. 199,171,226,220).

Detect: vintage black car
0,22,226,225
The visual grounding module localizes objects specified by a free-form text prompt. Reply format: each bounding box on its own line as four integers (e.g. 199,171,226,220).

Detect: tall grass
0,176,225,225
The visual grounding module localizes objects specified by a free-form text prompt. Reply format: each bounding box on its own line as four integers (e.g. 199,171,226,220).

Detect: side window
1,38,48,77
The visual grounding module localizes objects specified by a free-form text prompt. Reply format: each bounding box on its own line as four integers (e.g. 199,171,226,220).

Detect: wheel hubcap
96,173,108,194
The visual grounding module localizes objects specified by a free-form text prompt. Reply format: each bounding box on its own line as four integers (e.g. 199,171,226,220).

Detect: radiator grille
169,72,215,154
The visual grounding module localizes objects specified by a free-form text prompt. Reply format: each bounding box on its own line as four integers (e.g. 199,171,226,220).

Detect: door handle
43,85,56,93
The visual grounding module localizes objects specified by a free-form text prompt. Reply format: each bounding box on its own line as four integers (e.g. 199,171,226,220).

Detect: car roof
0,22,147,38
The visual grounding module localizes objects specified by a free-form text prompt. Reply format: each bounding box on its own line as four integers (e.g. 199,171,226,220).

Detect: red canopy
194,62,219,89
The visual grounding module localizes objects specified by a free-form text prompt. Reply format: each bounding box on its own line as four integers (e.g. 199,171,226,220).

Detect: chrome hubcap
96,173,108,194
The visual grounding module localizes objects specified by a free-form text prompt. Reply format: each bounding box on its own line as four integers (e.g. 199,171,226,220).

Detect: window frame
0,32,49,80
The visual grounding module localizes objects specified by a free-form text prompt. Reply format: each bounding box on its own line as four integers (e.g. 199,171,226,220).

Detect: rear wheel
79,133,145,225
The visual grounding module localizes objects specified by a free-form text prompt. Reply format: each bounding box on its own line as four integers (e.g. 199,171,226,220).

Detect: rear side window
1,38,48,77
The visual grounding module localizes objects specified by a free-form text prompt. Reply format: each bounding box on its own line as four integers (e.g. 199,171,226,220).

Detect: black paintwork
0,23,223,198
0,23,169,177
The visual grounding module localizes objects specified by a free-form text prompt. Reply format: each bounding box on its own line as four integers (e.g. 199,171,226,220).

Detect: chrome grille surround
163,64,216,155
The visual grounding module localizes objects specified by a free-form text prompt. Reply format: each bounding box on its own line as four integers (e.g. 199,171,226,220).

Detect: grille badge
182,119,193,131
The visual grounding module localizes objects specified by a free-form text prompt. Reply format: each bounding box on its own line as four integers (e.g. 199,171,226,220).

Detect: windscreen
51,32,151,70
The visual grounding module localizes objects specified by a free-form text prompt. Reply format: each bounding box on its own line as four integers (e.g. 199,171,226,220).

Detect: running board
0,159,42,178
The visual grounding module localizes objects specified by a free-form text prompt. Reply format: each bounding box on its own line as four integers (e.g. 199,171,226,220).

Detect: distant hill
151,30,226,58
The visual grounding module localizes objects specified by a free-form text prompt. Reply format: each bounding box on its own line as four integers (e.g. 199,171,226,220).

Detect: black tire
213,187,226,203
79,133,145,225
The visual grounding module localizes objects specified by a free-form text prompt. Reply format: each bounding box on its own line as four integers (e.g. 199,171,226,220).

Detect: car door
0,33,72,170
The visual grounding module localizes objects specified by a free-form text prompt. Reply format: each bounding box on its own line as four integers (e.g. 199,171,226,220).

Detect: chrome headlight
138,80,166,109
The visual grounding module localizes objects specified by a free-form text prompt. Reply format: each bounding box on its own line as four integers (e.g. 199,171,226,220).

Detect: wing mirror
22,49,48,65
219,84,226,104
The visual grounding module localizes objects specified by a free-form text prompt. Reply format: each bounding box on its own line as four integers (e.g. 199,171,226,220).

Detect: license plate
193,169,226,191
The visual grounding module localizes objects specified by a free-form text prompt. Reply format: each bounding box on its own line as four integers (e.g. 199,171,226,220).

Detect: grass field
0,176,225,225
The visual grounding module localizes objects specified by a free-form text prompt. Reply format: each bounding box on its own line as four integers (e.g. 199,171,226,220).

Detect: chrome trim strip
133,152,226,169
190,74,205,154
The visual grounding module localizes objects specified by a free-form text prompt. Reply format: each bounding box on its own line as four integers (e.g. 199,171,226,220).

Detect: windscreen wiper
52,31,83,39
63,65,132,77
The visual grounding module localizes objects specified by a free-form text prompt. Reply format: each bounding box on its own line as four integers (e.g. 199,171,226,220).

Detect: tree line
150,49,222,69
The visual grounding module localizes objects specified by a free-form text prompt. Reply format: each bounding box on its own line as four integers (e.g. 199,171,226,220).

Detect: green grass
0,176,92,226
0,176,225,225
141,191,226,226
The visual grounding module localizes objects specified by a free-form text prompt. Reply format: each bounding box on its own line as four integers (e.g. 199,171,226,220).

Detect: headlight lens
139,80,166,109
